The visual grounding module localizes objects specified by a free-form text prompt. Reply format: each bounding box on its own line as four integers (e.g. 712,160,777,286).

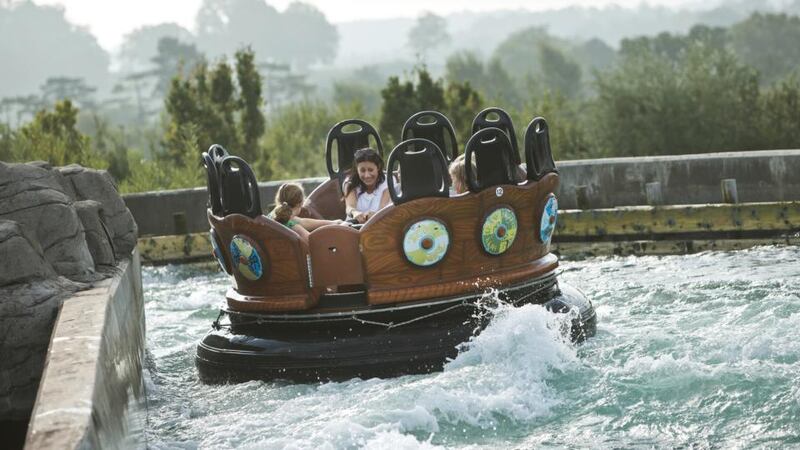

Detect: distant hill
333,1,792,68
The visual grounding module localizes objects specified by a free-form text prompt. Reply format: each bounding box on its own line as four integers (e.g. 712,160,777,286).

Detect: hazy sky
33,0,705,51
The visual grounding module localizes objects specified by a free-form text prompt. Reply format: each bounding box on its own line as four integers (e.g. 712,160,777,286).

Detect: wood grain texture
367,254,558,305
209,211,316,309
305,178,346,220
360,173,560,304
309,224,365,287
225,287,314,312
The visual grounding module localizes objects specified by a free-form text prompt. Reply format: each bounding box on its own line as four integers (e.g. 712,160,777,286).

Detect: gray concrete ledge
24,250,145,450
124,149,800,237
556,149,800,209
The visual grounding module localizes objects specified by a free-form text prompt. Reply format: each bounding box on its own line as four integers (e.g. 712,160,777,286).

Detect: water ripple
143,246,800,449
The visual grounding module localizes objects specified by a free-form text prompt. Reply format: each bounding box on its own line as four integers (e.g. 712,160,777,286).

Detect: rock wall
0,161,137,429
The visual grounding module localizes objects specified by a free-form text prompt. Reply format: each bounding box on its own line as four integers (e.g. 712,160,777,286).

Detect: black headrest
218,156,262,218
524,117,558,181
464,127,517,193
472,107,520,165
387,138,450,205
202,144,229,216
401,111,458,163
326,119,384,183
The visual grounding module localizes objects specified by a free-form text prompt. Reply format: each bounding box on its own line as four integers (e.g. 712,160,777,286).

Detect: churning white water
142,246,800,448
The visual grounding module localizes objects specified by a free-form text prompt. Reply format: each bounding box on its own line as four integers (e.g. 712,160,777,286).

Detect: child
343,148,391,223
448,154,476,195
269,182,342,239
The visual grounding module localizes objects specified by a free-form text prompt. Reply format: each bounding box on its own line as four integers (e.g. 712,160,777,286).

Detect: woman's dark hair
343,148,385,197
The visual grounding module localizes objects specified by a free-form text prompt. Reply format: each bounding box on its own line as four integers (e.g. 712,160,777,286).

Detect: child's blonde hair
271,182,305,224
448,154,474,194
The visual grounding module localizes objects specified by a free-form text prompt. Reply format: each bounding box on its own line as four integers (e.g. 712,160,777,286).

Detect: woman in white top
344,148,392,224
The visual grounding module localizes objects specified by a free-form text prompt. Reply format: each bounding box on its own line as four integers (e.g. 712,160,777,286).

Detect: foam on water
142,247,800,448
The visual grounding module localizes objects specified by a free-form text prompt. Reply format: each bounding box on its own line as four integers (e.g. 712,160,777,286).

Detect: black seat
386,138,449,205
325,119,384,185
201,144,229,216
472,107,521,165
218,155,262,218
524,117,558,181
464,127,518,193
401,111,458,163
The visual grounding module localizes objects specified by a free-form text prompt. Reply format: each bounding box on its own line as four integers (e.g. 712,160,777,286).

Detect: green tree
260,101,365,180
210,60,239,152
760,73,800,148
445,51,486,87
730,13,800,85
379,76,417,146
150,37,204,96
619,24,728,62
12,100,101,167
442,81,483,145
520,91,593,160
39,77,97,110
491,26,555,78
592,44,760,157
444,52,518,107
236,48,266,168
195,0,337,66
538,43,582,98
119,23,195,73
407,12,450,60
415,69,446,112
164,47,266,175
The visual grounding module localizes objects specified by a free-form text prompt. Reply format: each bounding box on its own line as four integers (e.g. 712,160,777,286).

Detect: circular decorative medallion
403,219,450,267
229,235,263,281
540,194,558,243
481,207,518,255
495,187,504,197
210,229,228,274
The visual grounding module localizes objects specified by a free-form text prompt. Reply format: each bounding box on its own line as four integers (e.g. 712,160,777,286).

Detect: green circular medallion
481,207,517,255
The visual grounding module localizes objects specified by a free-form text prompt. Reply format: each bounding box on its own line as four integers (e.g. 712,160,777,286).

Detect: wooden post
575,185,590,210
645,181,663,206
721,179,739,204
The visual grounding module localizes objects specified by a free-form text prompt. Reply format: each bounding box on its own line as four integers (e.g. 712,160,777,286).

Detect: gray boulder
74,200,116,268
0,220,83,420
0,162,95,280
58,165,138,256
0,220,55,286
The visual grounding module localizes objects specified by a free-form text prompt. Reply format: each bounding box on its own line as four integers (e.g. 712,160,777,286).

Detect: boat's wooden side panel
305,177,346,220
360,173,560,304
209,212,317,309
309,224,365,287
226,288,313,312
367,255,558,305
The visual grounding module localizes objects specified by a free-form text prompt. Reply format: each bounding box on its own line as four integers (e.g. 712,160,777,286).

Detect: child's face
450,171,465,194
357,161,379,188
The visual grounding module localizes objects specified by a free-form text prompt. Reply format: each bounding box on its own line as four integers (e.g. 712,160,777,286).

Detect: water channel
142,246,800,448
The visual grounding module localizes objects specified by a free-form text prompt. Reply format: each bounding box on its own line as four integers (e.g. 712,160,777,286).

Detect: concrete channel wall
24,251,145,450
124,149,800,237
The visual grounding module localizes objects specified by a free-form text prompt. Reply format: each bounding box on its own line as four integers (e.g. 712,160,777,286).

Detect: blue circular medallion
229,235,263,281
540,194,558,243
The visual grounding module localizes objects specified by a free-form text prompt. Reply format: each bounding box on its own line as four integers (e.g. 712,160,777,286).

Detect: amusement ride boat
196,108,596,383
